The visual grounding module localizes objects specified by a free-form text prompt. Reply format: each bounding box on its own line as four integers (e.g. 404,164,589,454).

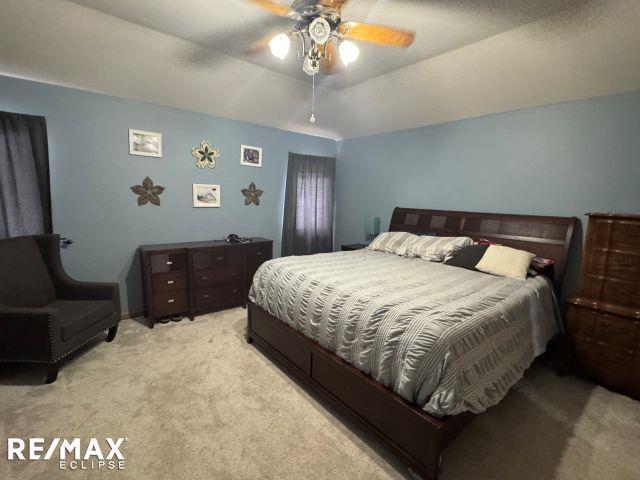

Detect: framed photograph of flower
193,184,221,208
129,129,162,157
240,145,262,167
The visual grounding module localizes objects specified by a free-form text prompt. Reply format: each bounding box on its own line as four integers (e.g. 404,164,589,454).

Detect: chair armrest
55,279,120,303
0,305,58,362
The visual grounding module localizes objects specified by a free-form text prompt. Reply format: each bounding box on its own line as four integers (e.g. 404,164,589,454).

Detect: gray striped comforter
249,250,560,417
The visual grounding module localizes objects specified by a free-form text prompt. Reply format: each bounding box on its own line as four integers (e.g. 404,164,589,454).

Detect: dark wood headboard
389,207,577,288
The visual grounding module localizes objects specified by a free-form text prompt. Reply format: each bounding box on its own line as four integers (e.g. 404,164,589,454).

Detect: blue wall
335,90,640,296
3,73,638,310
0,75,336,313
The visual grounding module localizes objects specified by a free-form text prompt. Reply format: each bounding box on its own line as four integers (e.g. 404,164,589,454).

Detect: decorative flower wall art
241,182,263,206
130,177,165,206
192,140,220,169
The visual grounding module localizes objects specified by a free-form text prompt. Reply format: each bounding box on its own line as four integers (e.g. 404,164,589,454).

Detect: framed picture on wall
240,145,262,167
129,129,162,157
192,184,221,208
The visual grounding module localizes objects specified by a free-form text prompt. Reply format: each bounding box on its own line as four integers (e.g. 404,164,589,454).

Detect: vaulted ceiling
1,0,639,139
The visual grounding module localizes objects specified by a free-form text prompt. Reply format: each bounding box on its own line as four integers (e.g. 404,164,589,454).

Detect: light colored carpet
1,308,639,480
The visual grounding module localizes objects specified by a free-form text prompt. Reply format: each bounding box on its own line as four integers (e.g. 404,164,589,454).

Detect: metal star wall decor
191,140,220,169
241,182,263,206
130,177,164,206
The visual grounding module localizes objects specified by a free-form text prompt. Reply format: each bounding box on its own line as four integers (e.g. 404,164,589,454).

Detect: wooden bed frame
247,207,577,479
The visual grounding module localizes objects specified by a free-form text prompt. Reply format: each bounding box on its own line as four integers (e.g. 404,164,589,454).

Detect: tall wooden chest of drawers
567,213,640,398
140,238,272,328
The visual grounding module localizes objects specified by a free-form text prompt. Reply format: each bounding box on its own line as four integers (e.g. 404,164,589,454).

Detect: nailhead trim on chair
2,321,119,364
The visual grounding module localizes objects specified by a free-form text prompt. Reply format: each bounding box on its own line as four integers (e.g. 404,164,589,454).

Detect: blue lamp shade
365,217,380,241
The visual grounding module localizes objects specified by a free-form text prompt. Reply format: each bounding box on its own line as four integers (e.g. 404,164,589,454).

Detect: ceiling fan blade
245,34,274,55
247,0,291,17
338,22,415,48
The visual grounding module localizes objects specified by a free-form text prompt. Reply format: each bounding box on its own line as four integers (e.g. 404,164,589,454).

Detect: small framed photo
240,145,262,167
192,184,221,208
129,129,162,157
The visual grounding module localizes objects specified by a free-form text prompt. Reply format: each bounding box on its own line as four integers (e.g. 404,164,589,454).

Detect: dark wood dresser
566,213,640,398
140,238,272,327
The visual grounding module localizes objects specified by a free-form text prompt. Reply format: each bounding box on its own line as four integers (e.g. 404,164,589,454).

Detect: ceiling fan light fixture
269,33,291,60
339,40,359,66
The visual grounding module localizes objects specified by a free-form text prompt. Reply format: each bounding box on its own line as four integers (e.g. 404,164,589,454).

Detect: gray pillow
0,236,56,307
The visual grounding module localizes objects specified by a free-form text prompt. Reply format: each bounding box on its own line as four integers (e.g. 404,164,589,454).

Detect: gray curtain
0,111,51,238
282,152,335,256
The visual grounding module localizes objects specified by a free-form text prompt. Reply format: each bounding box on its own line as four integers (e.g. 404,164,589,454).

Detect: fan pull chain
309,74,316,123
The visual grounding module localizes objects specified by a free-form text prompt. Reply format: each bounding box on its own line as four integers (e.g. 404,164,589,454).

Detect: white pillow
367,231,418,254
475,245,536,280
397,236,473,262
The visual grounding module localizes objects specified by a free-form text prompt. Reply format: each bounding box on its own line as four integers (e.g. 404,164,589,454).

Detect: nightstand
341,243,368,251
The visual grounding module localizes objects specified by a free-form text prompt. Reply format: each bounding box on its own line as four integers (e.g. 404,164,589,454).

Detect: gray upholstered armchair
0,234,120,383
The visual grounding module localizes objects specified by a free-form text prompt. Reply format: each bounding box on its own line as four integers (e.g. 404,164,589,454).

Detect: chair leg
45,364,59,384
106,324,119,342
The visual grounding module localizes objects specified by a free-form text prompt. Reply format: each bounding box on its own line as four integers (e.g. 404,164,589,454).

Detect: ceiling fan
247,0,416,76
246,0,415,123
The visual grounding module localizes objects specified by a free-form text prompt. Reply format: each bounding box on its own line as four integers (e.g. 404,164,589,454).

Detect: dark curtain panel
282,152,336,256
0,111,51,238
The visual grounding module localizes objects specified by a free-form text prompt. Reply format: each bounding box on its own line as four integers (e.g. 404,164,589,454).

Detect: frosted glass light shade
269,33,291,60
339,40,360,66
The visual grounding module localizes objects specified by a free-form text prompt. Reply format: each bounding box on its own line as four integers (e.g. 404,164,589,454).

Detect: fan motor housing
292,0,341,28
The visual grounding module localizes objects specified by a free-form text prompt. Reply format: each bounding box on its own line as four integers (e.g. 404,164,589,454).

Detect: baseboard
121,311,144,320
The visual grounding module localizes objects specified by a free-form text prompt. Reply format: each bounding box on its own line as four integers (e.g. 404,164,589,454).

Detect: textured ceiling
0,0,639,139
67,0,591,90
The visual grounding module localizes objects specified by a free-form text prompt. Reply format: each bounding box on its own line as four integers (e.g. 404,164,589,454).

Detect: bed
247,207,576,479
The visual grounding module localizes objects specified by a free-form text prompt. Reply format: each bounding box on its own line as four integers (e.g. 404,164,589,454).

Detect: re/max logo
7,438,125,460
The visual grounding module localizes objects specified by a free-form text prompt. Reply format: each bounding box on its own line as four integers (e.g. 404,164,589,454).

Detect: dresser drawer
152,291,188,315
588,344,635,391
194,266,242,288
583,275,640,308
247,243,272,265
150,252,186,273
191,247,244,270
152,272,187,293
194,283,243,309
566,306,597,339
594,314,639,350
586,249,640,282
592,218,640,249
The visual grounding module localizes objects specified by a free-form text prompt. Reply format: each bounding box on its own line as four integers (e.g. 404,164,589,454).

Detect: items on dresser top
140,237,272,328
566,213,640,399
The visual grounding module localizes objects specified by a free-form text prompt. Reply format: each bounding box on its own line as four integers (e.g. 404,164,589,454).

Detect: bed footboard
247,301,474,480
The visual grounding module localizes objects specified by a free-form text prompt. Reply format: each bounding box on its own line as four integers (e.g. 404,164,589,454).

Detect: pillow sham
367,231,417,254
475,245,536,280
397,236,473,262
444,244,490,271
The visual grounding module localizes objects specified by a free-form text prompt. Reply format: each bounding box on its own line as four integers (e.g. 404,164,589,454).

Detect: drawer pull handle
167,280,174,285
166,261,173,265
256,252,263,256
202,276,208,280
203,294,209,298
232,289,238,293
167,299,175,303
217,256,223,261
231,272,238,276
